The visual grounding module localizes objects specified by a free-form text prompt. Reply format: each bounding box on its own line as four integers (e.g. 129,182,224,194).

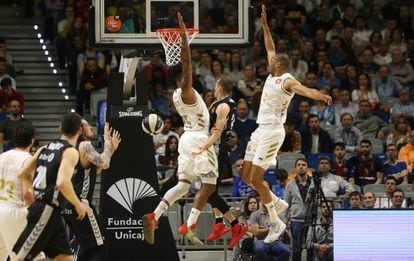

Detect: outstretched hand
177,12,187,43
261,5,268,25
323,94,333,105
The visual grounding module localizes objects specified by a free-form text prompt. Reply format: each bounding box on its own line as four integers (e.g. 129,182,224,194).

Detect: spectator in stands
388,48,414,87
227,131,245,167
362,191,377,209
389,28,407,53
353,16,373,46
368,31,383,54
204,59,229,91
272,169,288,199
367,4,387,32
382,18,399,41
0,58,16,90
0,77,24,113
373,65,402,101
56,5,75,69
287,158,312,182
373,40,392,65
153,116,179,158
224,51,243,86
76,57,108,115
283,161,313,261
313,28,329,56
306,200,333,261
386,115,411,149
331,142,350,181
280,117,302,154
233,194,259,260
390,189,405,209
377,176,407,208
390,87,414,123
249,199,291,261
398,130,414,173
157,135,179,168
309,96,335,126
315,156,354,199
326,19,344,42
300,114,333,157
0,99,31,151
348,191,362,209
288,49,307,82
351,73,380,109
357,48,380,79
201,89,215,108
232,159,254,198
316,62,341,92
327,36,348,76
353,100,387,140
0,38,20,77
196,51,213,80
348,139,384,186
340,65,358,92
76,40,105,77
233,100,257,149
334,89,359,125
302,41,317,72
237,64,260,105
242,40,263,69
141,51,169,84
334,112,363,153
383,144,409,184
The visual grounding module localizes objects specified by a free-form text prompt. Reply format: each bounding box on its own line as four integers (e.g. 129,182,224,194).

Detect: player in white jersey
0,123,45,261
240,5,333,244
143,13,218,246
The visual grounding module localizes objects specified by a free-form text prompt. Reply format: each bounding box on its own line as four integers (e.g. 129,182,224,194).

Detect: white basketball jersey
0,150,31,205
173,88,210,134
257,73,295,125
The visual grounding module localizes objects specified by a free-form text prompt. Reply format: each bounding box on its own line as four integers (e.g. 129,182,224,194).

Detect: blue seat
308,153,333,170
264,168,278,186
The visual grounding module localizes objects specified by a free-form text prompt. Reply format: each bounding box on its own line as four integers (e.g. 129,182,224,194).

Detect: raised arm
261,5,276,66
79,123,121,170
285,78,332,104
178,12,196,104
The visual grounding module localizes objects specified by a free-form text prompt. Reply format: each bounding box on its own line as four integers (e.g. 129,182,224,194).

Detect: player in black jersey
192,78,248,248
61,120,121,261
11,112,90,261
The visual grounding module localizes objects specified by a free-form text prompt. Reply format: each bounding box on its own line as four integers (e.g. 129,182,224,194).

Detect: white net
156,28,199,66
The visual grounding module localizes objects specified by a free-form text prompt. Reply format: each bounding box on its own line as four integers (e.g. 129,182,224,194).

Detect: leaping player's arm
285,78,332,105
261,5,276,66
192,103,230,155
18,146,45,206
79,123,121,170
56,147,90,220
178,12,196,105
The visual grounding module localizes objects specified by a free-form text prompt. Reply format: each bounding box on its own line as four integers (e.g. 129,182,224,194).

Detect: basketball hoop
156,28,199,66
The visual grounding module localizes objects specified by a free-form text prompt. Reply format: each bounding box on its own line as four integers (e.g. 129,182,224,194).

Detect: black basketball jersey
72,143,97,202
209,96,236,145
32,139,73,207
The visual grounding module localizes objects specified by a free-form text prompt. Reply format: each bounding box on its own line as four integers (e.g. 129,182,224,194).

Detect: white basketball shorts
244,124,285,170
177,131,218,185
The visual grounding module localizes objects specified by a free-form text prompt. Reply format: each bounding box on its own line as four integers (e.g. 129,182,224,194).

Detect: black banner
100,105,179,261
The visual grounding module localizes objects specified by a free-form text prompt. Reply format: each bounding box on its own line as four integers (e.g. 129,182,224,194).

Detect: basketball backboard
90,0,254,49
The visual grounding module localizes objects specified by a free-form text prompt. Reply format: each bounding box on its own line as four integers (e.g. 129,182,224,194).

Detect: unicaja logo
107,178,158,214
118,107,143,118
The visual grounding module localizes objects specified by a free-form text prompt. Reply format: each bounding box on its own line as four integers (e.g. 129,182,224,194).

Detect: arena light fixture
34,25,38,30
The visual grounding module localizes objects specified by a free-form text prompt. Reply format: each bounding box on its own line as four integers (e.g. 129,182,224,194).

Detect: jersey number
0,179,15,201
33,166,47,190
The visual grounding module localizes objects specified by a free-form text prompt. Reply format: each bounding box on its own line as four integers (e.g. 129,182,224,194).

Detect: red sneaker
229,223,248,248
207,222,231,241
178,223,204,246
143,213,159,245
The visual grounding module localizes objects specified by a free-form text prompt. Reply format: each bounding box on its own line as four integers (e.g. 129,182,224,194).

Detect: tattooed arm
79,123,121,170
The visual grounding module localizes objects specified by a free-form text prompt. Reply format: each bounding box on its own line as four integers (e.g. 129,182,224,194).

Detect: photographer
306,201,334,261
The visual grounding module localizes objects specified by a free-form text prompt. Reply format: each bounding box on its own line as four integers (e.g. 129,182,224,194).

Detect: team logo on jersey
107,178,158,214
275,79,281,84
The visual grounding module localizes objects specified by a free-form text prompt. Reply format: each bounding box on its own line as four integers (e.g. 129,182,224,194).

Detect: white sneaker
274,198,289,214
264,221,286,244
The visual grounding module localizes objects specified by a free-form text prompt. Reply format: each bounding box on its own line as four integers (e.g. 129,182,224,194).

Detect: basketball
142,113,164,136
105,15,122,33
